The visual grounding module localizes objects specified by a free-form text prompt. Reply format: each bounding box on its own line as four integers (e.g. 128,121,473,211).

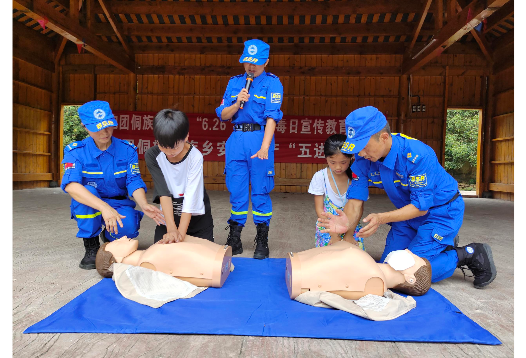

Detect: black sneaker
79,236,100,270
456,243,497,288
253,223,269,260
225,221,243,255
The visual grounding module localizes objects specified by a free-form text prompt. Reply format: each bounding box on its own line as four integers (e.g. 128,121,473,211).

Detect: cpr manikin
286,240,431,299
96,235,233,288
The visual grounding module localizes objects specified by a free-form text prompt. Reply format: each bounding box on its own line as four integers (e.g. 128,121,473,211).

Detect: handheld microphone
239,73,254,109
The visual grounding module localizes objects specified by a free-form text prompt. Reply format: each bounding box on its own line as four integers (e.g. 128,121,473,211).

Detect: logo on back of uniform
248,45,257,55
94,109,106,120
347,127,356,139
271,93,281,104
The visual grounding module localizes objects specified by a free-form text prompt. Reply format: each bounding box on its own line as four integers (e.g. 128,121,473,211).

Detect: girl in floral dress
308,134,364,249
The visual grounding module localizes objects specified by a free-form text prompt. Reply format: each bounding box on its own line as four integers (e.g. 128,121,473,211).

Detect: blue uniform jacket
215,72,284,125
61,136,147,198
347,134,459,212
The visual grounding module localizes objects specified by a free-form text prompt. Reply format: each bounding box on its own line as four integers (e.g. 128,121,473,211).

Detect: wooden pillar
482,74,495,197
435,0,444,30
128,73,137,111
397,75,409,133
440,66,449,166
50,62,60,184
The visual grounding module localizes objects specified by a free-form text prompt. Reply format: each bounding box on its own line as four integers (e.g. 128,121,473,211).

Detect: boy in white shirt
145,109,214,243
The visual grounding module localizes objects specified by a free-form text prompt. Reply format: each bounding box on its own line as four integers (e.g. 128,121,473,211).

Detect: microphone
239,73,254,109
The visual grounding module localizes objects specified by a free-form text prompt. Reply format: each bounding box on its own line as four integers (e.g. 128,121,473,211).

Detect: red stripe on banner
112,111,347,164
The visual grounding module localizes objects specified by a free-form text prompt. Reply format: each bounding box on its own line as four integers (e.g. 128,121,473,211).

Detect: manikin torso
287,241,386,299
105,236,233,288
286,241,428,300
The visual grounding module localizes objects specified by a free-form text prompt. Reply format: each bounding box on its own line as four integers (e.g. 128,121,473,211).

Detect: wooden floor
13,188,514,357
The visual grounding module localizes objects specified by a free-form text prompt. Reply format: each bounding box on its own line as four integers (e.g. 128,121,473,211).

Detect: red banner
112,111,347,164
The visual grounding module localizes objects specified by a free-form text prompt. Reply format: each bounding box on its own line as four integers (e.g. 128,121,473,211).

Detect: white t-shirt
145,145,205,215
308,168,349,208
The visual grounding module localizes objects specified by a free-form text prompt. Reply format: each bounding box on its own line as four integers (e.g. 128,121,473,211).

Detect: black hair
324,134,354,180
372,122,392,140
153,109,189,148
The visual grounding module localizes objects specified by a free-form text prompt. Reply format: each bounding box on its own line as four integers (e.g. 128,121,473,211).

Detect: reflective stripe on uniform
231,209,248,215
394,180,408,187
252,210,272,216
82,171,103,174
75,212,102,219
114,170,127,175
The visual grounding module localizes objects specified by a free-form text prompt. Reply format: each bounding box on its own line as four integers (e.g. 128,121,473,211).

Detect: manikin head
95,236,139,278
385,249,432,296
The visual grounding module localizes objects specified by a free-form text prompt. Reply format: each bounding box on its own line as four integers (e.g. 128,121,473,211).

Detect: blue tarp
25,258,501,344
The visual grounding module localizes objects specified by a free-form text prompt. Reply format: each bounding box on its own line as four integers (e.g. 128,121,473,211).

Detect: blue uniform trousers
225,130,275,226
70,184,144,240
380,196,465,282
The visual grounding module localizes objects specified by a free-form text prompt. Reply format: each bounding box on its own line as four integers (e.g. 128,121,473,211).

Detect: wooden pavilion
12,0,514,201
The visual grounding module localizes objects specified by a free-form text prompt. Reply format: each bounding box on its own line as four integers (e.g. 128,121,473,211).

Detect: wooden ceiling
13,0,514,74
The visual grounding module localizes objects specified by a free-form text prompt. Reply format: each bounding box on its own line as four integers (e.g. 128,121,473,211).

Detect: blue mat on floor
24,258,500,344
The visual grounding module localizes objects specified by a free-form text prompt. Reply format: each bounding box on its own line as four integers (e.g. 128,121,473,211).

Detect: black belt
431,191,460,209
104,195,127,200
233,123,265,132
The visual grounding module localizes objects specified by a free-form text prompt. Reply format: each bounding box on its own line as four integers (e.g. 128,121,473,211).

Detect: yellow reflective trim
231,210,248,215
392,133,416,140
253,95,266,99
82,171,103,174
114,170,127,175
368,179,382,184
230,95,238,98
75,212,102,219
252,210,273,216
394,180,409,187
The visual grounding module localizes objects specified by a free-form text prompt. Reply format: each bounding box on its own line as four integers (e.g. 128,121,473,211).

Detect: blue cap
78,100,117,132
341,106,388,154
239,39,270,65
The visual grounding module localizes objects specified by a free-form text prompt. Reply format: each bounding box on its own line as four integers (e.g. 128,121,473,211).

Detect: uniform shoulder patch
266,72,279,79
119,138,138,150
65,141,85,152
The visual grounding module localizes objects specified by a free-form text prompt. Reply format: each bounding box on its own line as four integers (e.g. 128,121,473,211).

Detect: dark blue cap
239,39,270,65
341,106,388,154
78,101,117,132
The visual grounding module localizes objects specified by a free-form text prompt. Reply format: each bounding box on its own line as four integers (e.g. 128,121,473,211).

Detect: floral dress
314,172,365,250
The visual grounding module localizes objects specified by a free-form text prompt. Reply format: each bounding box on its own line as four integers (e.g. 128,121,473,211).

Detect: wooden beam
13,173,53,182
441,66,449,166
407,0,433,56
397,75,409,133
131,43,407,55
69,0,79,22
54,37,68,65
97,0,132,55
402,0,509,75
14,0,135,74
86,0,93,29
92,22,435,38
13,21,55,72
482,75,494,194
435,0,444,30
454,2,493,64
488,183,514,193
92,1,433,16
136,65,402,77
484,0,513,34
492,29,513,52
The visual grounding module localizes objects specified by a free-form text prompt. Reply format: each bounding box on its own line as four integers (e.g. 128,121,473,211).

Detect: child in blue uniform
308,134,364,249
61,101,164,270
215,39,284,259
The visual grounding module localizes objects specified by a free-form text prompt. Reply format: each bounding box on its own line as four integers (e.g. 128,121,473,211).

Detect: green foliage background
444,109,479,184
63,105,88,146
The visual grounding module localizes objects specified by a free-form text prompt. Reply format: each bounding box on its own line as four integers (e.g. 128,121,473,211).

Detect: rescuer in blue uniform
61,101,164,270
215,39,284,259
318,106,496,288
